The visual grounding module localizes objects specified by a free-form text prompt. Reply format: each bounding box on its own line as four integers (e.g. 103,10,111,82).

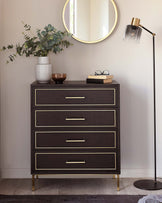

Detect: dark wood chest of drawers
31,81,120,190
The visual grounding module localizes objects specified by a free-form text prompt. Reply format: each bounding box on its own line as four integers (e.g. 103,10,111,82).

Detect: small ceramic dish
52,73,66,84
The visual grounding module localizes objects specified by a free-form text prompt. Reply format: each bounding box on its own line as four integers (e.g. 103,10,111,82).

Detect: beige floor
0,178,162,195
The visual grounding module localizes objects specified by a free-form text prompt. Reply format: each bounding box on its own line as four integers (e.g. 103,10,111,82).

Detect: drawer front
35,110,116,128
35,153,116,170
35,131,116,149
35,88,116,106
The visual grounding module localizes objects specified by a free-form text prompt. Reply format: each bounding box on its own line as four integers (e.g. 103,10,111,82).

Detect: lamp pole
153,34,157,183
141,26,157,183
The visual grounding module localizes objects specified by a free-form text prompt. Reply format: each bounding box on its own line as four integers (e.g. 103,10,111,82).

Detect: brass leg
32,174,35,191
36,175,38,179
117,174,120,191
113,174,116,179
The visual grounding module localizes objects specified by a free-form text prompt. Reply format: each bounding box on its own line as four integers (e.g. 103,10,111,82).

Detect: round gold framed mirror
62,0,118,44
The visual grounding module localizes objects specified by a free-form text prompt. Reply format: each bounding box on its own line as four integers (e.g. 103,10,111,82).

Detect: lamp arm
139,24,156,36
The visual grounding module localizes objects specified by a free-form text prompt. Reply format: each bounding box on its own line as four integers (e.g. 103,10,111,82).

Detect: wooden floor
0,178,162,195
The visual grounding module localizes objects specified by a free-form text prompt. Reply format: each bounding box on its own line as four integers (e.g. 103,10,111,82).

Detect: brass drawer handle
66,139,86,143
65,118,85,121
65,97,85,99
66,161,86,164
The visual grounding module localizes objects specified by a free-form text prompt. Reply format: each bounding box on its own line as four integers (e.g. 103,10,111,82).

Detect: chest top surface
31,80,120,88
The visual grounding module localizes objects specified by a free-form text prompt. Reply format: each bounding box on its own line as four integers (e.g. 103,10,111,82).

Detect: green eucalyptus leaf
41,31,47,36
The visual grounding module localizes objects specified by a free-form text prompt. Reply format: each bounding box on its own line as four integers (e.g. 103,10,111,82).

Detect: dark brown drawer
35,131,116,149
35,153,116,170
35,88,116,106
35,110,116,128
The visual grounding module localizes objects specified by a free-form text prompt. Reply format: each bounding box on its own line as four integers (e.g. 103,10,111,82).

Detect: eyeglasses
95,70,109,75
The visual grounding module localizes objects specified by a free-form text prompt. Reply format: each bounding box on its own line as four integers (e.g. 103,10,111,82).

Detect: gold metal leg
113,174,116,179
36,175,38,179
117,174,120,191
32,175,35,191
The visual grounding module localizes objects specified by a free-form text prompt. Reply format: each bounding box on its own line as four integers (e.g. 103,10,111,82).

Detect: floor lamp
125,18,162,190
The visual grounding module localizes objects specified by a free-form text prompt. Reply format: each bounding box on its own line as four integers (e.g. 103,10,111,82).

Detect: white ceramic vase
35,56,52,83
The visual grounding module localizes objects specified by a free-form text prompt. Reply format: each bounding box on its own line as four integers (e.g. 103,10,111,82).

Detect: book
86,78,112,84
87,75,113,79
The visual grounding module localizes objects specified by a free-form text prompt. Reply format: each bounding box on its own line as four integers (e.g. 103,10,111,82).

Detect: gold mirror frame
62,0,118,44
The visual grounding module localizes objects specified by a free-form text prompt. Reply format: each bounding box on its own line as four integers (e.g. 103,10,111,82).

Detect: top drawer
34,88,117,107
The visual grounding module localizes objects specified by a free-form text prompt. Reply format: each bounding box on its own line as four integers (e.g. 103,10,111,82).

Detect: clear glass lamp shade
125,25,142,41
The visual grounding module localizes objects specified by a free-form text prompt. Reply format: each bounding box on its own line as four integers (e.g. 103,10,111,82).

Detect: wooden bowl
52,73,66,84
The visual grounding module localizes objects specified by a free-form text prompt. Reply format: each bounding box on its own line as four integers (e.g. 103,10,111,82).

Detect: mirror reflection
63,0,118,43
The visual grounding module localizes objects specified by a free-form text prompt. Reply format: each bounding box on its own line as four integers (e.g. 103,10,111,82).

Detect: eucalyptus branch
1,24,72,62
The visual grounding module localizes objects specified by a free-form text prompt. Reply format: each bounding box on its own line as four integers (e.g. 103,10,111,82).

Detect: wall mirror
62,0,118,44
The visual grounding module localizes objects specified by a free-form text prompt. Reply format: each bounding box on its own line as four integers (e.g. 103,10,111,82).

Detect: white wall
0,0,162,178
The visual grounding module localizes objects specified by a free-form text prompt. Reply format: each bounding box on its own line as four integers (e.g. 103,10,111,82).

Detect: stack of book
86,75,113,84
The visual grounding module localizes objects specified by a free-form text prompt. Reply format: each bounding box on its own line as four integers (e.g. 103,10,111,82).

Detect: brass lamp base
134,179,162,190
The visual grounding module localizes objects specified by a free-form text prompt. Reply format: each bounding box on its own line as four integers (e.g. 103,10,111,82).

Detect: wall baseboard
1,168,161,179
